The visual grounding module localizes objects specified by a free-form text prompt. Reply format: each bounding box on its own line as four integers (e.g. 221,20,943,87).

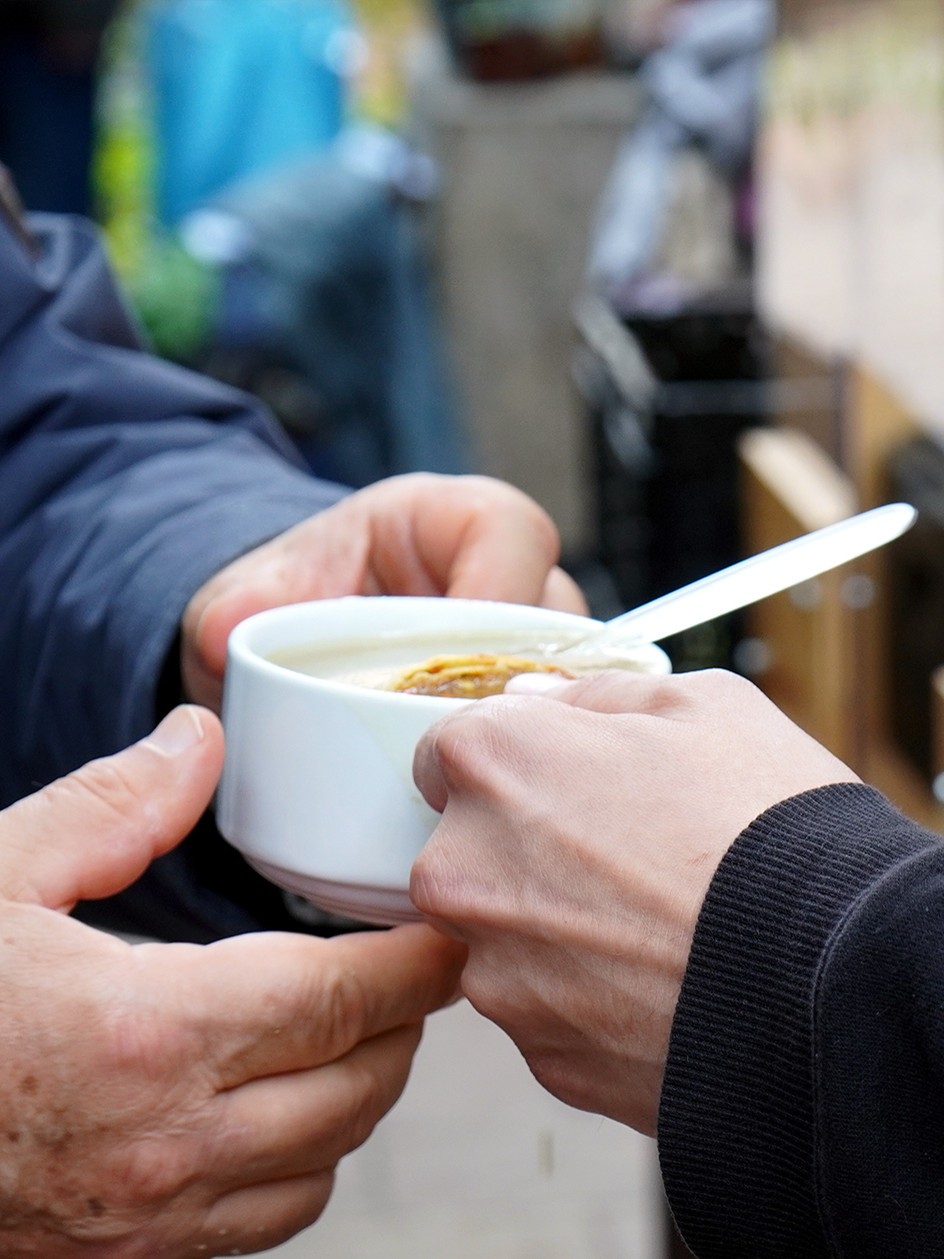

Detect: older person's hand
180,472,587,710
410,669,857,1136
0,705,464,1258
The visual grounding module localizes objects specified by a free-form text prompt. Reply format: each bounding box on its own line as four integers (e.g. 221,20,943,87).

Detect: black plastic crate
575,291,770,671
886,435,944,781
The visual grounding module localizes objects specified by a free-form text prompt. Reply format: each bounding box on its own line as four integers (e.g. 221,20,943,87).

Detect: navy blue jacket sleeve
659,782,944,1258
0,210,347,802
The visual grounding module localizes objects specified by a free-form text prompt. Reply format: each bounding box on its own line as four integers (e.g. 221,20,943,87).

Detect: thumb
0,706,224,911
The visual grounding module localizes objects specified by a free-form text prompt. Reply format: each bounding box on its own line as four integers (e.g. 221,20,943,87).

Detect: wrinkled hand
181,472,587,710
0,706,465,1258
410,669,858,1136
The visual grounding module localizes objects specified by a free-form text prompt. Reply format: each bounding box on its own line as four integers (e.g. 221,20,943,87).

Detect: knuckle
61,755,149,826
527,1049,595,1113
564,671,631,703
605,670,716,717
432,707,510,796
406,858,436,915
339,1057,402,1147
317,962,374,1055
463,474,559,545
204,1170,336,1256
457,967,499,1019
407,853,453,919
100,1007,188,1079
458,964,531,1039
689,667,759,706
568,670,678,715
113,1135,193,1208
496,482,558,549
649,677,698,715
410,826,490,925
95,988,209,1112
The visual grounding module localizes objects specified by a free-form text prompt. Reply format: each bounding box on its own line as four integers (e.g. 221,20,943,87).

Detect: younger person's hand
411,669,857,1135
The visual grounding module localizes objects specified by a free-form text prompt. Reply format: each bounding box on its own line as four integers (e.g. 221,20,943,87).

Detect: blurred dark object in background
886,437,944,782
586,0,773,314
570,0,778,670
575,285,769,672
630,289,766,600
181,127,465,488
576,287,843,674
432,0,606,80
0,0,122,214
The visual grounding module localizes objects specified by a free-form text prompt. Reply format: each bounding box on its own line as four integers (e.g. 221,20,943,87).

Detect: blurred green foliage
93,3,218,362
92,0,428,360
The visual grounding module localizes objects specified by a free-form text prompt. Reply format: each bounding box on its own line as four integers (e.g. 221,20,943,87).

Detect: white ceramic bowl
216,596,671,925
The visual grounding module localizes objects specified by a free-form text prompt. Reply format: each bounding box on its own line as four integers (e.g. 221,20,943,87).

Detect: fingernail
504,673,568,695
146,706,206,756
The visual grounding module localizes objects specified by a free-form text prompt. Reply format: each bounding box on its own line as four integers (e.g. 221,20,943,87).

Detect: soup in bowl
216,596,671,925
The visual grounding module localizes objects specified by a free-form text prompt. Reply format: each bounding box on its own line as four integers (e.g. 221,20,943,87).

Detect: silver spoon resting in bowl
550,501,917,663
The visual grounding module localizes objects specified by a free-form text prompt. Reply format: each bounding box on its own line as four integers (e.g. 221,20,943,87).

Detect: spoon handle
568,502,917,653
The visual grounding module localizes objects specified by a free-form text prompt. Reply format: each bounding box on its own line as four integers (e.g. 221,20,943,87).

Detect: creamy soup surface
269,631,650,697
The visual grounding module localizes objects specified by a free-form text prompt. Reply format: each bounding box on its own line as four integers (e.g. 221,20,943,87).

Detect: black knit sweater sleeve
658,782,944,1258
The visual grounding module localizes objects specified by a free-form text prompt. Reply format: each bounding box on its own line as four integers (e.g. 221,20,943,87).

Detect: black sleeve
659,782,944,1257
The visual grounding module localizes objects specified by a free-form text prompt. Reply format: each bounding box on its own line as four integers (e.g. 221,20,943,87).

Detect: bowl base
244,857,423,927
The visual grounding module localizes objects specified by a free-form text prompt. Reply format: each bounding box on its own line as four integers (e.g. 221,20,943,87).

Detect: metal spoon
552,501,917,661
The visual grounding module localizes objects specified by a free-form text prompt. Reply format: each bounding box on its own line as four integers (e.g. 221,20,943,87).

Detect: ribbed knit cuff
658,783,941,1257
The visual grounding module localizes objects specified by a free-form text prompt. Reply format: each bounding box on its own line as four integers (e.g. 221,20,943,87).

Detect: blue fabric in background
143,0,360,226
203,131,466,487
142,2,465,489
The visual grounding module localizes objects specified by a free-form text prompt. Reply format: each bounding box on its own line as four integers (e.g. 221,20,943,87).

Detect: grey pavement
255,995,665,1258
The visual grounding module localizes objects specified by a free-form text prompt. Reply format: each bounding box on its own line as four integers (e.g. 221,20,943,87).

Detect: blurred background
3,0,943,1254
